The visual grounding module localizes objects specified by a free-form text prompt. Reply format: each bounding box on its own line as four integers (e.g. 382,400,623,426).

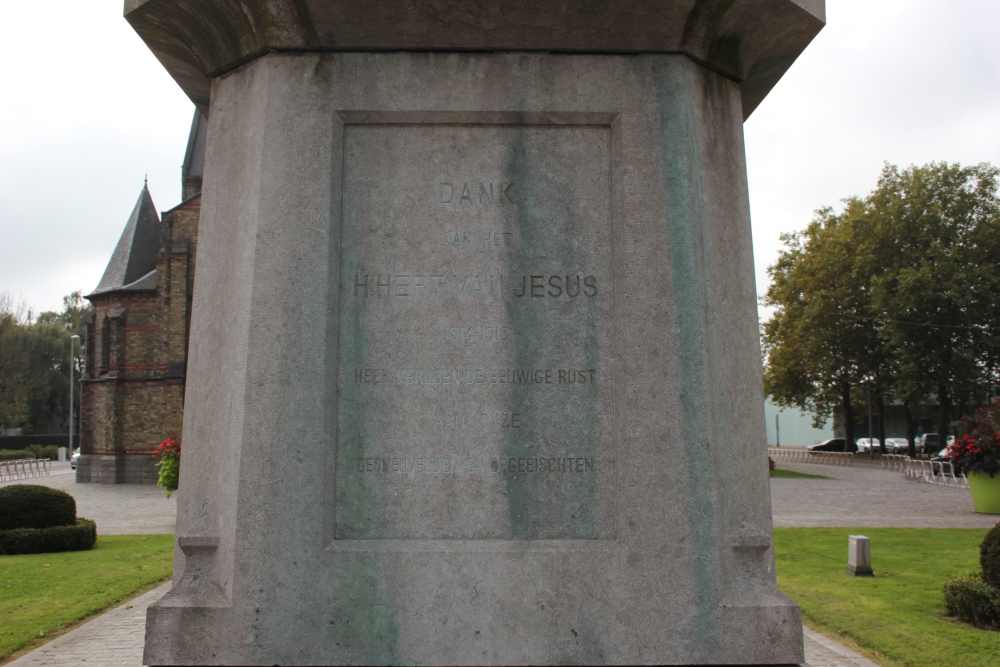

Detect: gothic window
100,315,111,375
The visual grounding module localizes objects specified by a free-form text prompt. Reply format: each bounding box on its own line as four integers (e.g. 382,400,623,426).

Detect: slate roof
182,111,207,183
91,185,163,295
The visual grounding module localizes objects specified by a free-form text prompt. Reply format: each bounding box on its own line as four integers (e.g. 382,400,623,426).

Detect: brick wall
78,194,201,484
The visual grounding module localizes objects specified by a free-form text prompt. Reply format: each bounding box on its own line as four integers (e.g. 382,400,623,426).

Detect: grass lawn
771,468,832,479
0,534,173,662
775,527,1000,667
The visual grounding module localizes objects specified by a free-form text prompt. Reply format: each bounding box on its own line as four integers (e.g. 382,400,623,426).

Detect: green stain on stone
652,59,721,658
335,204,386,539
326,553,400,663
502,122,600,539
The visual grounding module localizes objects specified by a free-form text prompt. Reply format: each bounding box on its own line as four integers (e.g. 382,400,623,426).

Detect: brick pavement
6,458,990,666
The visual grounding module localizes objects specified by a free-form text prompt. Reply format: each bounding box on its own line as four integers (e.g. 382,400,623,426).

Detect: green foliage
0,534,172,660
25,444,59,460
770,468,831,479
0,519,97,556
762,204,886,445
763,162,1000,440
982,523,1000,589
0,291,91,433
0,446,60,460
0,435,70,449
953,401,1000,478
943,573,1000,630
0,485,76,531
153,436,180,498
774,527,1000,667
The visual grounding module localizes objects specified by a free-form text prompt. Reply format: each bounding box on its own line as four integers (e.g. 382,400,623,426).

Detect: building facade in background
76,113,205,483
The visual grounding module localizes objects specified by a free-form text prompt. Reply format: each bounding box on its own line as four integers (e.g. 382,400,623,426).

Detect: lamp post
69,335,80,458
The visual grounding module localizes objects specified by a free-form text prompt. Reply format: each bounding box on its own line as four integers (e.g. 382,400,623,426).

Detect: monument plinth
131,2,825,665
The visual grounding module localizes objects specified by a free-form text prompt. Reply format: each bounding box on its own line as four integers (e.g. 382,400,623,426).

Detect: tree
0,292,92,433
0,294,34,429
866,163,1000,442
762,204,888,449
763,162,1000,451
32,292,91,433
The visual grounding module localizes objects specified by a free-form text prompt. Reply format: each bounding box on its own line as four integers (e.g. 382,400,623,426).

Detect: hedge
0,435,69,449
0,518,97,555
0,485,77,531
0,450,35,462
983,522,1000,589
943,573,1000,630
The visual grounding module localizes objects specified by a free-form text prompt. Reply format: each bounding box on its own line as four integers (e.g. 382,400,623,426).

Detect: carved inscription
352,274,598,299
336,123,614,540
353,368,597,385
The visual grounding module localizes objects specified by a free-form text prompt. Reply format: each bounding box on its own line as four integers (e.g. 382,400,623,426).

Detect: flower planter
968,471,1000,514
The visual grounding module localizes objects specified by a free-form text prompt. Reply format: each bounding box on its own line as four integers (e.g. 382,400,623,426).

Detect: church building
76,113,205,483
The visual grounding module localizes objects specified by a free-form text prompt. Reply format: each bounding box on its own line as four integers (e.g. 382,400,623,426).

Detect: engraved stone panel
335,123,615,540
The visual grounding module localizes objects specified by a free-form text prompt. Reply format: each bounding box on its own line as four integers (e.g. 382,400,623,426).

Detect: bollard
847,535,873,576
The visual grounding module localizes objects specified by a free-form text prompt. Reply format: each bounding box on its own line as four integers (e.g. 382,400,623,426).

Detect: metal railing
0,458,51,483
767,448,854,466
903,458,968,488
881,454,908,472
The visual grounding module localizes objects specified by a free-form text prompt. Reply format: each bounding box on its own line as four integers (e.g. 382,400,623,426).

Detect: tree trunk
876,396,887,455
904,403,916,458
938,383,951,443
841,381,855,451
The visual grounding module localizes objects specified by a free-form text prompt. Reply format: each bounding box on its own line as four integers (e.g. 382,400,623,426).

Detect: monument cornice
124,0,824,119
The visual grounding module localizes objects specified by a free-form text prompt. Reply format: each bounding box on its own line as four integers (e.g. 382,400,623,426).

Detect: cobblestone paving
7,457,989,666
0,463,176,535
770,457,997,528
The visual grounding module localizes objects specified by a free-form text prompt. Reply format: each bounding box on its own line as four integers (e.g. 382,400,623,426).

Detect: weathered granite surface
125,0,824,119
134,2,825,665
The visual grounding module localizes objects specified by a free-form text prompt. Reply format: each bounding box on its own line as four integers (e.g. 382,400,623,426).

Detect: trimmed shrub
0,434,69,449
0,449,34,462
0,485,76,531
0,518,97,555
943,573,1000,630
982,522,1000,589
25,444,60,460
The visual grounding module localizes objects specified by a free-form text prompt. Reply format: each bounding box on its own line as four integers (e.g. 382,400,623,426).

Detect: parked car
929,447,962,476
884,437,909,454
855,438,880,453
808,438,856,453
920,433,941,456
70,449,81,470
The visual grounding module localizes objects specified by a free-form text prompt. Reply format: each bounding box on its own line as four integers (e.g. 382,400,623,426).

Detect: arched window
100,315,111,375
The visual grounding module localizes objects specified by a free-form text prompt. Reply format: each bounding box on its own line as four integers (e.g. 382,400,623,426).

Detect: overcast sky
2,1,999,317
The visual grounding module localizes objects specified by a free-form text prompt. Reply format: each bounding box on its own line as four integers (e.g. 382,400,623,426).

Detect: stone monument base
75,454,158,484
142,50,805,666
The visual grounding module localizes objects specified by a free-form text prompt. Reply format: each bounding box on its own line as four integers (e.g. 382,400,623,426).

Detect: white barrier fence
903,458,968,488
768,447,969,489
881,454,908,472
767,448,854,466
0,458,51,483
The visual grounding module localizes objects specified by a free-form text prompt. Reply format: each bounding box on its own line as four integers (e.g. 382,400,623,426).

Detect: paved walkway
0,463,176,534
770,457,997,528
6,456,995,666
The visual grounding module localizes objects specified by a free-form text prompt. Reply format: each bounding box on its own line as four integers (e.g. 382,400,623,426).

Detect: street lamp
69,335,80,459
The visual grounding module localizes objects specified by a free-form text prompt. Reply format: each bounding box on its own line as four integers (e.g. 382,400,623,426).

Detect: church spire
91,183,163,295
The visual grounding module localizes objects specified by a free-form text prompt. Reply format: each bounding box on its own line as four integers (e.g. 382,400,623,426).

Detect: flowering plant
152,436,181,498
950,399,1000,478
